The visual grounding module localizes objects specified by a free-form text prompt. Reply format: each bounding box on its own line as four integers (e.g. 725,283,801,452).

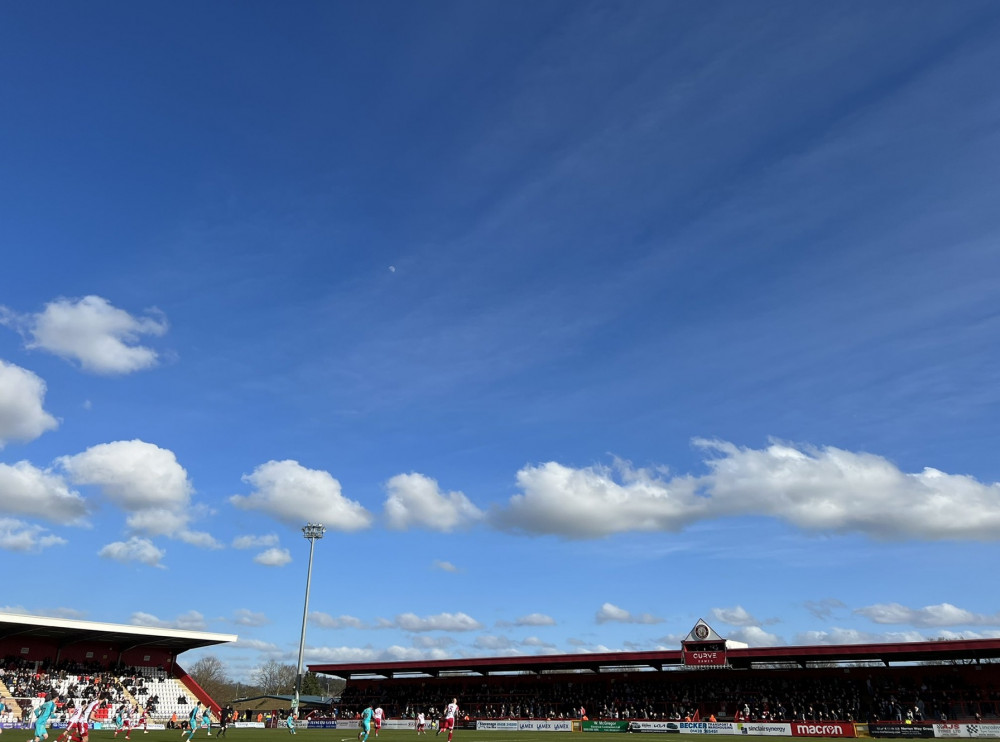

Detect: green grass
74,731,790,742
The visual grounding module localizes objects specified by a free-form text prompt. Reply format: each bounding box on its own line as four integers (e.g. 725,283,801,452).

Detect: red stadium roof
310,638,1000,679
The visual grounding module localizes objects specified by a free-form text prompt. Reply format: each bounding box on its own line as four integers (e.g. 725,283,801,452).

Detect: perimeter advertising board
791,722,856,738
518,720,573,732
583,721,629,733
870,723,934,738
679,722,739,734
627,720,680,733
737,723,794,736
477,721,521,731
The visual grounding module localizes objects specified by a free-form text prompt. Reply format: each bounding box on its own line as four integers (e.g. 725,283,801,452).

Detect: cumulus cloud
0,518,66,552
232,533,279,549
253,547,291,567
711,606,761,627
475,634,514,651
382,612,483,633
231,609,270,627
795,628,927,645
0,461,88,523
232,460,372,530
494,459,700,538
0,360,59,446
596,602,662,625
1,296,168,374
411,636,456,649
515,613,557,627
233,638,281,652
521,636,558,649
99,537,166,568
384,473,484,531
726,626,783,647
855,602,1000,627
130,610,207,630
309,612,365,630
432,560,459,572
303,644,452,664
59,439,218,546
492,440,1000,541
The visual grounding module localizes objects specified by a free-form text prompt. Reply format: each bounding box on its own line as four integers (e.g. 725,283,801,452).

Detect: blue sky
2,1,1000,680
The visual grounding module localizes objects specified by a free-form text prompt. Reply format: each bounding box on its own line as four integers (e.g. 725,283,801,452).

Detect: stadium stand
313,632,1000,724
0,612,236,724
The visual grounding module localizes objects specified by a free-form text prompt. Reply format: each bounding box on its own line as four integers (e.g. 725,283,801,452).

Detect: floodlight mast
294,522,326,713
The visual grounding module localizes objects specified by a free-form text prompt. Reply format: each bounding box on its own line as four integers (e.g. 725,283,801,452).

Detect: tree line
188,656,345,704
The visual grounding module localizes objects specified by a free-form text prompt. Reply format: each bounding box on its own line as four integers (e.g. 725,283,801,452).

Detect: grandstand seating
0,659,211,724
336,664,1000,723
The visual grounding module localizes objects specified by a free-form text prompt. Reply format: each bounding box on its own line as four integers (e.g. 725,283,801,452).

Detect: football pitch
77,731,754,742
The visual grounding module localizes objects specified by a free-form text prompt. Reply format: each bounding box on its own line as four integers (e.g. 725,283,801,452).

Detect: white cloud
383,472,483,531
595,602,662,625
0,461,88,524
795,628,927,645
99,537,166,568
0,518,66,552
387,612,483,633
475,635,514,650
233,638,281,652
130,610,207,630
59,439,218,546
0,360,59,446
711,606,760,627
804,599,846,620
232,460,372,530
726,626,783,647
309,612,364,629
494,459,700,538
232,609,270,627
515,613,557,627
233,533,279,549
432,560,459,572
253,547,292,566
411,636,455,649
492,440,1000,541
303,645,451,664
855,602,1000,627
521,636,558,649
1,296,167,375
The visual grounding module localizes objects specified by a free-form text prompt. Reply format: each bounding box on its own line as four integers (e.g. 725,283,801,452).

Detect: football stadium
4,6,1000,742
5,612,1000,742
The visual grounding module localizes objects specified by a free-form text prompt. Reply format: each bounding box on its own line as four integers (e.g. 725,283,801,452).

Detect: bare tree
190,656,237,705
253,659,297,695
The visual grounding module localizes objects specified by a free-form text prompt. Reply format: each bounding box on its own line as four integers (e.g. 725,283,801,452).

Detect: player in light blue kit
357,706,374,742
201,707,212,737
182,704,202,742
31,694,61,742
285,712,297,735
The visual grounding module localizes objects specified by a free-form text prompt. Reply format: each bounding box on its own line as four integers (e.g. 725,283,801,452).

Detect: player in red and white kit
373,707,384,738
416,713,426,735
59,698,103,742
435,699,459,742
137,706,148,734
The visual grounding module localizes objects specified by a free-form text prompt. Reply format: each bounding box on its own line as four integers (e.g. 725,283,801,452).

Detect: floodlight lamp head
302,523,326,540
